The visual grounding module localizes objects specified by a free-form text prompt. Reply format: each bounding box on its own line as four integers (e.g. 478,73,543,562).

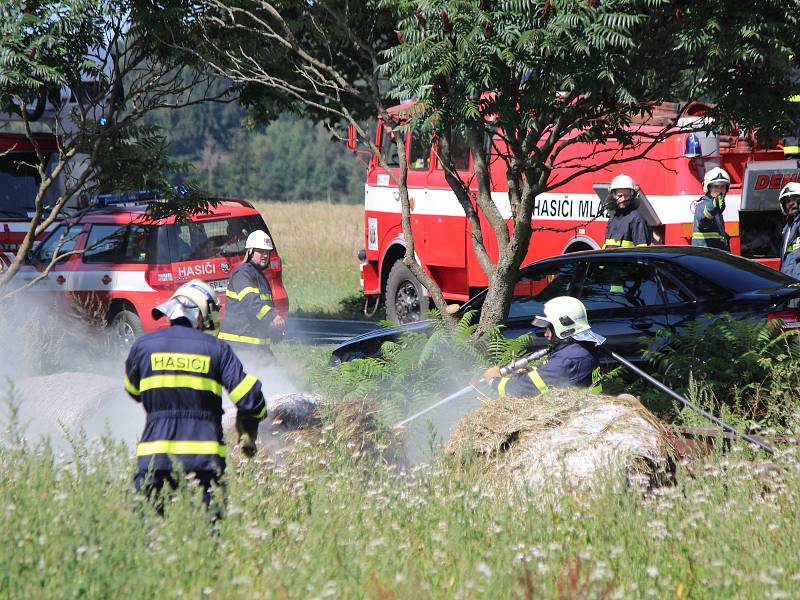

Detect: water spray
395,327,778,456
393,347,551,428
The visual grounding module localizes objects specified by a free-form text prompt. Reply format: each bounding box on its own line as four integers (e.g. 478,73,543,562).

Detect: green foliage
384,0,800,145
144,99,366,202
4,389,800,598
629,314,800,432
314,311,541,424
184,0,398,125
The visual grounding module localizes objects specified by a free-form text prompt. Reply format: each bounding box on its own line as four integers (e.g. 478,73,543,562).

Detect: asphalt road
284,317,381,345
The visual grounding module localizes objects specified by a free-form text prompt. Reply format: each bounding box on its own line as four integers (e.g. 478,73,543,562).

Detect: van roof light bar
93,190,164,207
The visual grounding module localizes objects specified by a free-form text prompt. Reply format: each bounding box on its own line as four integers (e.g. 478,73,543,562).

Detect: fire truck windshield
0,151,59,215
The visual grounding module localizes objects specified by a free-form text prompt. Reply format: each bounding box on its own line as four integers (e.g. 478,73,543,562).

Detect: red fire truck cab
360,102,798,323
0,133,70,271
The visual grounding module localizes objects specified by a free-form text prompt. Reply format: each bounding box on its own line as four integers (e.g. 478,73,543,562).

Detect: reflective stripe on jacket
691,195,729,251
219,260,277,347
492,340,600,398
602,207,650,249
781,216,800,279
124,324,266,474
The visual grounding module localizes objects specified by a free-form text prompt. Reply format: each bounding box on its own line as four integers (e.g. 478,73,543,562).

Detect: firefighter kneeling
124,279,267,517
483,296,601,397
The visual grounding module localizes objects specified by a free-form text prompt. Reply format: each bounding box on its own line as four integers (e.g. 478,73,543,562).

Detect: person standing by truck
219,230,286,359
692,167,731,251
602,174,650,249
779,182,800,279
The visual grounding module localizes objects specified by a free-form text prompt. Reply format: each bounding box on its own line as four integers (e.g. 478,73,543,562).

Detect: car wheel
385,261,429,324
109,309,144,347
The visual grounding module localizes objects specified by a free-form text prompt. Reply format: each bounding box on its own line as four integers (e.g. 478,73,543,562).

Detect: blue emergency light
684,132,702,158
94,190,161,207
98,115,109,127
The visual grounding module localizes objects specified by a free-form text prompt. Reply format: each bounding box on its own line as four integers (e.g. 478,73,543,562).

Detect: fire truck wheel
385,261,429,324
109,309,144,347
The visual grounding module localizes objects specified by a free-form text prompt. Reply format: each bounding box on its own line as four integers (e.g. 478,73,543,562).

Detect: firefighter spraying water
396,296,777,456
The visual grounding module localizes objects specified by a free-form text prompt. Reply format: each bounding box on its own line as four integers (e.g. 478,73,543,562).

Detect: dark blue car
330,246,800,366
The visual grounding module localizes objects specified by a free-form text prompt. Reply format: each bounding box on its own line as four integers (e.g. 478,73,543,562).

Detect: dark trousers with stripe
135,469,224,520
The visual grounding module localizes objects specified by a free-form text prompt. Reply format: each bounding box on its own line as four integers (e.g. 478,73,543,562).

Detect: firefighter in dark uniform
779,181,800,279
219,230,285,359
602,174,650,249
483,296,601,397
124,279,267,515
691,167,731,251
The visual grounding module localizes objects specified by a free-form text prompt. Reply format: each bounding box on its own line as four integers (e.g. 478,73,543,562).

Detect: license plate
209,279,228,292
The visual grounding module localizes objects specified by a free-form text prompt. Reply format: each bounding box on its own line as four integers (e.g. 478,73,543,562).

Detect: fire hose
395,333,778,456
393,347,551,428
596,346,776,456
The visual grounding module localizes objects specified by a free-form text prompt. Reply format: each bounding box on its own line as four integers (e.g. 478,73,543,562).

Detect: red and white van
14,196,288,344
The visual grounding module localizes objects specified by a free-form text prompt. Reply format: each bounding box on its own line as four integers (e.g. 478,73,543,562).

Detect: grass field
253,201,365,316
2,395,798,599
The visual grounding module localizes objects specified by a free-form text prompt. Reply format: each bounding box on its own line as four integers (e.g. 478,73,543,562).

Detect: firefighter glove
482,365,502,381
236,412,260,458
712,195,726,212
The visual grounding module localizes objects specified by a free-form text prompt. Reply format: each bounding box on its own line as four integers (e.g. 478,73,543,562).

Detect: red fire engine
0,132,71,271
359,102,800,323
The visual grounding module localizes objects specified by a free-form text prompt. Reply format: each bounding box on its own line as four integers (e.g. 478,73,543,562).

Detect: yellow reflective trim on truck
150,352,210,374
229,374,258,404
136,440,226,457
139,374,222,395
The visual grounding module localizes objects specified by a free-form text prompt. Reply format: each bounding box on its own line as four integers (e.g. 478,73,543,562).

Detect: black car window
167,214,269,262
675,252,796,292
83,224,154,264
658,270,694,304
33,224,81,264
658,261,723,300
507,262,580,320
579,260,664,310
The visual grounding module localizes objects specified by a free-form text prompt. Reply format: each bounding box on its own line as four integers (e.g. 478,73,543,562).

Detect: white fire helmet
245,230,274,251
532,296,591,340
702,167,731,193
779,181,800,214
152,279,220,330
609,173,637,194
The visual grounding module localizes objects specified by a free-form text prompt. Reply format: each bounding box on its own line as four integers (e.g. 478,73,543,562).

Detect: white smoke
0,294,142,452
0,293,310,454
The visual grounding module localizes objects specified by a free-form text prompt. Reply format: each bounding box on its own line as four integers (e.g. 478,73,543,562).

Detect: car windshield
167,214,270,262
675,252,797,292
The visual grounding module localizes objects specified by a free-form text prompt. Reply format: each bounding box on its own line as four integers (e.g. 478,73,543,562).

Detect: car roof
68,198,260,225
522,245,797,293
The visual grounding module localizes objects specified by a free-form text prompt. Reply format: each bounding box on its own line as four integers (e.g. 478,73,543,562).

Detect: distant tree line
145,98,366,203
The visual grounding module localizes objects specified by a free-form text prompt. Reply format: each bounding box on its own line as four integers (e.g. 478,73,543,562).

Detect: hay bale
444,389,673,490
266,392,321,429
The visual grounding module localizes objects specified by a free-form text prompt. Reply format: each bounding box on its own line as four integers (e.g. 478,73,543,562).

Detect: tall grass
253,201,364,315
3,392,799,599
